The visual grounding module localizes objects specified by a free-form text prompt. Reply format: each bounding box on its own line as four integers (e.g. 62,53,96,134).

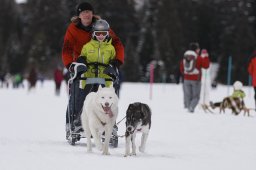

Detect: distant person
180,42,210,113
28,67,37,90
199,49,212,107
37,73,45,87
248,50,256,109
54,66,64,96
0,70,6,88
4,72,12,88
13,73,24,88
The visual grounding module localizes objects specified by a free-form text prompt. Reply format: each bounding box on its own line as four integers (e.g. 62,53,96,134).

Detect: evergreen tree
0,0,21,73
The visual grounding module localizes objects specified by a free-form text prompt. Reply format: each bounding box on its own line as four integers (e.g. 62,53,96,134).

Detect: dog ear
141,104,150,119
98,85,103,91
127,104,133,113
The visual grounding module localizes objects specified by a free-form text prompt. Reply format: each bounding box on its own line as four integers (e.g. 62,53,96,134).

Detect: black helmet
92,19,110,32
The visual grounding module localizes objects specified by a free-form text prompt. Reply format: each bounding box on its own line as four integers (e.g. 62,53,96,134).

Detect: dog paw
96,144,103,151
139,146,145,153
87,148,92,153
124,153,131,157
102,151,110,155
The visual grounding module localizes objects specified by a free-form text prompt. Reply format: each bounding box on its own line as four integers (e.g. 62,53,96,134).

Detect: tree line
0,0,256,84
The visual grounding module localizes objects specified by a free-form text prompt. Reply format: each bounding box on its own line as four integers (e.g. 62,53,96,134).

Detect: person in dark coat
54,66,64,96
28,67,37,91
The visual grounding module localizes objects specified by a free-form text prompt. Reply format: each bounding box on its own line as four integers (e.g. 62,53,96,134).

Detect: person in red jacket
62,2,124,142
180,42,210,113
54,66,64,96
248,50,256,109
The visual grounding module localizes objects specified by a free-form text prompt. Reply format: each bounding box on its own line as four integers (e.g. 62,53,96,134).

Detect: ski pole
248,75,252,97
227,56,232,96
149,63,154,100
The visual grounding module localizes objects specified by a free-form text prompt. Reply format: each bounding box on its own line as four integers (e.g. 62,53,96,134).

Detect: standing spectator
0,70,6,88
13,73,24,88
199,49,211,107
62,2,124,141
247,50,256,109
37,73,45,87
180,42,210,113
54,66,64,96
28,67,38,91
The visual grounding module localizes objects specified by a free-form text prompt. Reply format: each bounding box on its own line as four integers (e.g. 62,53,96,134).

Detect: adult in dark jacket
28,67,37,91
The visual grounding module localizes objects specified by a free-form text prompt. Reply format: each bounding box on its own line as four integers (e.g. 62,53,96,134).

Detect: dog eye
101,97,104,99
109,97,112,99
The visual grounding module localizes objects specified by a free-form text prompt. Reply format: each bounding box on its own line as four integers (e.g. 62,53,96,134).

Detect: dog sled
66,62,120,147
201,99,254,116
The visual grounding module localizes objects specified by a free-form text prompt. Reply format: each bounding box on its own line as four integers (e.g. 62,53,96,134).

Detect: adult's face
195,48,200,55
79,10,93,26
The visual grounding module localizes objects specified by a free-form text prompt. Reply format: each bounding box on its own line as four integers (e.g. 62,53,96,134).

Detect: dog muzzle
101,104,113,118
126,125,134,132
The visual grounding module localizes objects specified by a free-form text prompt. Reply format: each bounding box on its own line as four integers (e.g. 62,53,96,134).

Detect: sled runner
66,62,119,147
201,104,214,113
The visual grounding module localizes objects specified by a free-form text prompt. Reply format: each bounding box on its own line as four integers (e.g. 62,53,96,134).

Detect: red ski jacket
248,56,256,87
54,69,64,84
62,22,124,68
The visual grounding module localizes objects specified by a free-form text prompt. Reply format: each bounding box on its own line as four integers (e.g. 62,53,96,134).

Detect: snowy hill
0,81,256,170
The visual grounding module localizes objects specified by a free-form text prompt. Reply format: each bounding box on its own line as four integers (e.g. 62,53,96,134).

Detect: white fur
81,85,118,155
124,123,150,157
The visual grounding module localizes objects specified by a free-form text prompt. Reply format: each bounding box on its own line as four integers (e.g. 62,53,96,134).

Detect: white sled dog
81,85,118,155
124,102,151,157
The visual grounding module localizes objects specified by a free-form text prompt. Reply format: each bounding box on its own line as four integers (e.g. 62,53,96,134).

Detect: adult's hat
77,2,94,16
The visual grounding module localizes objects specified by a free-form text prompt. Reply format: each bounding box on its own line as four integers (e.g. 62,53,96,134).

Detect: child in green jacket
78,19,116,88
210,81,246,109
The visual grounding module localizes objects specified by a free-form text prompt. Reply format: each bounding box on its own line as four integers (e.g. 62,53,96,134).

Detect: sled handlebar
68,62,119,84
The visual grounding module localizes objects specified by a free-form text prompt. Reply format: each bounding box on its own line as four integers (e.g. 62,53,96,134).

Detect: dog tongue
103,107,113,118
107,110,113,118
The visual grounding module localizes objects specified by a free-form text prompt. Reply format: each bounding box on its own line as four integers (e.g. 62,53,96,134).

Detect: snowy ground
0,81,256,170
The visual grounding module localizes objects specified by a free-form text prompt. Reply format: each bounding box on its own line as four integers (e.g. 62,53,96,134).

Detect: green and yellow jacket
80,38,116,87
231,90,246,99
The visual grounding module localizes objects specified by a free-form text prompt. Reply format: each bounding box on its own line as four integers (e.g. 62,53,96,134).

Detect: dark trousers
254,87,256,101
66,80,99,126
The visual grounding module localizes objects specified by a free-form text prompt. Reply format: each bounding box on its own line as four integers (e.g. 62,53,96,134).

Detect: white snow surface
0,81,256,170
